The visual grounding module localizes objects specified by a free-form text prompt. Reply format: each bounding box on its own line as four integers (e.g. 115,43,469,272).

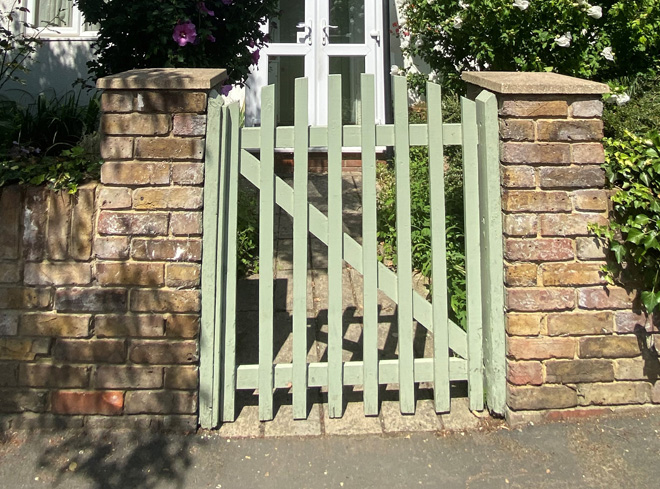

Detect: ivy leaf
634,214,650,226
641,290,660,314
610,242,626,263
626,228,645,245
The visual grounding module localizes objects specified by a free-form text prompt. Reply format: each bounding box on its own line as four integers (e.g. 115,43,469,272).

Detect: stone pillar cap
97,68,227,90
462,71,609,95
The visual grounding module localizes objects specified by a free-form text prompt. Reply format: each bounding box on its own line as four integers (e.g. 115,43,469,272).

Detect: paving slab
381,399,443,433
323,401,383,436
264,404,322,438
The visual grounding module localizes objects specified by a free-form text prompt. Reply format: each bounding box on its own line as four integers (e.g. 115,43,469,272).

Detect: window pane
35,0,73,27
268,56,305,126
329,56,364,125
269,0,305,44
329,0,364,44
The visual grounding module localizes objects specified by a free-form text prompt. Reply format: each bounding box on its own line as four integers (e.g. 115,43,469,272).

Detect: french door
245,0,385,127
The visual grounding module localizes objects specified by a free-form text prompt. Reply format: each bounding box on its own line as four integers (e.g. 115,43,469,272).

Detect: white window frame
25,0,98,39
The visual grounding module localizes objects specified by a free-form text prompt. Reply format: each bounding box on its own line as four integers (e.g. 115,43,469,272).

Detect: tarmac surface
1,410,659,489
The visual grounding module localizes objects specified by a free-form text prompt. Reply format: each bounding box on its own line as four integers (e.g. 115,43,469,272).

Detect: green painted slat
427,81,450,414
199,90,223,429
222,101,241,422
360,74,379,416
240,123,463,149
327,74,344,418
392,75,415,414
239,150,469,359
235,357,469,389
292,78,309,420
476,90,506,415
258,84,276,421
461,97,485,412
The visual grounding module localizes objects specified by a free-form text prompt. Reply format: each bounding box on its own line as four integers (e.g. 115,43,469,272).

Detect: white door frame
246,0,385,127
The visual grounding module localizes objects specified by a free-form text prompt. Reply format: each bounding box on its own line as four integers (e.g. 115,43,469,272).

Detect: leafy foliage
236,179,260,277
603,70,660,139
400,0,660,89
591,130,660,314
75,0,279,84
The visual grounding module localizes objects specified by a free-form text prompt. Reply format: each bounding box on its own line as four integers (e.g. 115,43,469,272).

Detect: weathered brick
47,191,72,261
578,287,636,310
542,263,606,286
124,390,197,414
23,187,48,261
97,211,169,236
0,263,20,283
165,315,200,338
131,289,201,313
576,237,607,260
503,214,538,237
508,385,577,410
506,314,543,336
96,262,164,286
499,99,568,118
165,263,200,288
508,336,575,360
0,389,47,412
501,166,536,188
93,236,131,260
95,314,165,338
129,340,198,364
172,163,204,185
615,311,657,334
20,313,91,337
53,339,126,363
51,390,124,415
501,143,571,165
170,212,203,236
101,92,133,112
0,314,18,336
507,361,542,385
0,186,22,259
0,287,51,309
55,288,127,313
576,382,650,406
70,186,95,260
164,366,198,389
545,359,614,383
572,143,605,164
136,91,207,113
505,263,537,287
131,239,201,262
101,162,170,185
0,363,17,386
24,263,92,286
571,100,603,118
95,365,163,389
539,167,605,189
101,114,171,135
500,119,535,141
134,138,204,160
98,187,132,209
0,338,50,361
505,238,574,262
173,114,206,137
537,120,603,142
507,288,575,313
579,336,640,358
547,312,613,336
100,137,134,160
614,358,658,381
19,364,90,388
573,190,609,212
502,191,571,213
133,187,203,210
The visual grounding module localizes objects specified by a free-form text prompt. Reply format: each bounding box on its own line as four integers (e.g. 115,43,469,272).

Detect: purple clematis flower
207,34,216,43
220,85,232,96
251,49,260,64
173,21,197,46
221,0,234,4
197,2,215,16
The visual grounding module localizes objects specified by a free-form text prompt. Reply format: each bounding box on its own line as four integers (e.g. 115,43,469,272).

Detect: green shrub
236,179,260,277
603,70,660,139
592,130,660,314
75,0,279,84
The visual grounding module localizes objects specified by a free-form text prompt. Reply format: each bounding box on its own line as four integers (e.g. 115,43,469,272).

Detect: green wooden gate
199,75,505,428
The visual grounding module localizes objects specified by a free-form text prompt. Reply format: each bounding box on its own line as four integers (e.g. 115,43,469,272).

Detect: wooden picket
199,75,503,427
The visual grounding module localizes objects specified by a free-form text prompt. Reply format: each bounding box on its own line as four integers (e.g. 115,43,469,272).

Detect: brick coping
97,68,227,90
462,72,609,95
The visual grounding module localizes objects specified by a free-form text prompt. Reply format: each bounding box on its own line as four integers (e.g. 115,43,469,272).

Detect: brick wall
0,68,226,430
465,72,660,425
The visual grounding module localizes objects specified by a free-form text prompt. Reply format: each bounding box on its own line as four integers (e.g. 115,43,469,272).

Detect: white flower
513,0,529,10
429,71,440,83
427,0,435,4
433,41,442,52
555,32,572,48
400,38,410,49
415,38,424,48
453,15,463,29
587,6,602,18
458,0,470,8
390,64,402,75
581,28,588,36
577,0,589,6
600,46,614,61
615,93,630,105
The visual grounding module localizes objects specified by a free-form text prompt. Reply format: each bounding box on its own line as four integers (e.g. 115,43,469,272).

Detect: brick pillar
93,68,226,429
463,72,657,424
